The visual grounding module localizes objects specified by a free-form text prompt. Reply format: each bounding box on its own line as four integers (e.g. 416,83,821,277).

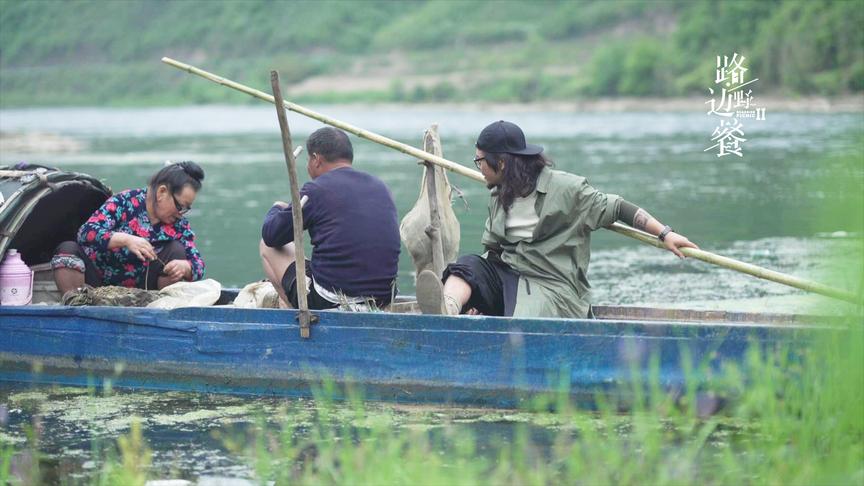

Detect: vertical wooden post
423,125,445,277
270,71,311,339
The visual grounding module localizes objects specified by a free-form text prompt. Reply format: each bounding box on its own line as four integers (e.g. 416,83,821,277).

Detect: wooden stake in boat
163,57,860,305
423,125,445,277
270,70,311,338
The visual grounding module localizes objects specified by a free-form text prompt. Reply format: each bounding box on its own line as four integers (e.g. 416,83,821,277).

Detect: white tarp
146,278,222,309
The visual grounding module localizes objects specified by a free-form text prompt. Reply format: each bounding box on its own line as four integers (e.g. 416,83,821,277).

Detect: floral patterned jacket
77,188,205,287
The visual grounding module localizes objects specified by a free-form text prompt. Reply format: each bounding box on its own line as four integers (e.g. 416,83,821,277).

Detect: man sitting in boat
417,120,699,318
260,127,401,310
52,161,206,294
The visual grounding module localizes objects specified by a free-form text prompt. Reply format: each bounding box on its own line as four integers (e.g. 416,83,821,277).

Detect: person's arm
618,200,699,258
78,194,158,261
78,196,119,251
261,193,310,247
107,233,157,261
480,215,502,253
161,221,204,282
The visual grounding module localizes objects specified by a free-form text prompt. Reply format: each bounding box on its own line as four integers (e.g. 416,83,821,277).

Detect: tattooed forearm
633,208,652,231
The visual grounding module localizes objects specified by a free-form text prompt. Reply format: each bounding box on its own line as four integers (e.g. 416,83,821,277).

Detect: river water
1,105,861,304
0,105,862,481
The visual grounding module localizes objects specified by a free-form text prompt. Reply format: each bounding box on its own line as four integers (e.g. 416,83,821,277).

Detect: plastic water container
0,249,34,305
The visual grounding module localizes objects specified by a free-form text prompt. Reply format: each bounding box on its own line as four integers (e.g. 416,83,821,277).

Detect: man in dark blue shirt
260,127,401,310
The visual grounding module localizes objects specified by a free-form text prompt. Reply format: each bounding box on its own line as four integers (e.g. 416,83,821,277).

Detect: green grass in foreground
223,323,863,486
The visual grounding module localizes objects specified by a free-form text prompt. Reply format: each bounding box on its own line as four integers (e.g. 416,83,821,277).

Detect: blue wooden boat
0,298,823,408
0,164,826,408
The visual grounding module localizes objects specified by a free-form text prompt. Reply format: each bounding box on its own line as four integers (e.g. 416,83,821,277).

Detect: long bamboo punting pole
162,57,860,305
608,224,858,304
163,57,481,183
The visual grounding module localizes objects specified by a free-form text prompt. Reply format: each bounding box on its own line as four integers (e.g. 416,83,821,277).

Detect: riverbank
316,96,864,113
2,98,861,157
3,96,861,114
4,1,862,112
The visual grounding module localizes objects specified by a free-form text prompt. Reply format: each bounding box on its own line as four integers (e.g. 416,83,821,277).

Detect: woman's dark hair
306,127,353,163
485,152,551,211
149,161,205,194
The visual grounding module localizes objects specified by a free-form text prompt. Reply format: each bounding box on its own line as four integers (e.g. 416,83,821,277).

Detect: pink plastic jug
0,249,34,305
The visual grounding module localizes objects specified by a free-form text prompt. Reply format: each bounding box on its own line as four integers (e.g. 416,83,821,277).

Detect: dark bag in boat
1,163,112,267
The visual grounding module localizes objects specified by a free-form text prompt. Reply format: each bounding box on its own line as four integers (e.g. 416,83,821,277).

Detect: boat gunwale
0,303,841,333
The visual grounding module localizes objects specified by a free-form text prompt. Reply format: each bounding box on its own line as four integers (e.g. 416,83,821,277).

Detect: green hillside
0,0,861,107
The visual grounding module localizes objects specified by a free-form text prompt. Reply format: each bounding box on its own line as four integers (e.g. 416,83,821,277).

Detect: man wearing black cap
416,120,698,318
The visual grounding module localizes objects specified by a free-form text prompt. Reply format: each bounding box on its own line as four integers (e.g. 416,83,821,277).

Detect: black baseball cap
476,120,543,156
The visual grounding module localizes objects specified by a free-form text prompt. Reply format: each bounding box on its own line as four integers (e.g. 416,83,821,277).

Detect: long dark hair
149,161,205,194
485,152,551,211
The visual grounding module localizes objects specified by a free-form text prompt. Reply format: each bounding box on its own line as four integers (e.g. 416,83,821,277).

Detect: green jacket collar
535,167,552,194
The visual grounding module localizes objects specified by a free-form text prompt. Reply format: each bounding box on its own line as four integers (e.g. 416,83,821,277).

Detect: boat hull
0,304,819,407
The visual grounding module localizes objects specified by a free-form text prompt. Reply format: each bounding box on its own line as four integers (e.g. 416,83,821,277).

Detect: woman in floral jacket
52,161,206,294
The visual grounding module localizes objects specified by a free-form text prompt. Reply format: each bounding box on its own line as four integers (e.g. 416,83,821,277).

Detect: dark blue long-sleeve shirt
262,166,400,301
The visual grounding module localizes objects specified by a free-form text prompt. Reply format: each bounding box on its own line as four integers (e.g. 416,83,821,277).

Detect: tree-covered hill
0,0,861,107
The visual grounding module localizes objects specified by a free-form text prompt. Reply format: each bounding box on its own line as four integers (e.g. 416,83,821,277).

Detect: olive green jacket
480,167,622,318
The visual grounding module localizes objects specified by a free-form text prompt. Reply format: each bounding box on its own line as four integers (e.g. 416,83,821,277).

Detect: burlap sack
399,125,460,280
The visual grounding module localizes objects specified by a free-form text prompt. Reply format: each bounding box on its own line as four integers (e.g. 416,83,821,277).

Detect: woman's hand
122,234,158,262
162,259,192,283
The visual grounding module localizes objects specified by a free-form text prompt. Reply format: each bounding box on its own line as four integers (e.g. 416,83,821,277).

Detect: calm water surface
1,105,861,302
1,106,862,481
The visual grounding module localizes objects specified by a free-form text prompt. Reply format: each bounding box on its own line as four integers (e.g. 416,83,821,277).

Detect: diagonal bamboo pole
162,57,480,182
161,57,860,305
606,224,858,304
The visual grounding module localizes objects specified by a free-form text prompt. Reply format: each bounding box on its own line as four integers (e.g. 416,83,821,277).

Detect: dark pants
443,253,595,319
281,260,393,310
54,240,185,290
443,253,519,316
281,260,339,310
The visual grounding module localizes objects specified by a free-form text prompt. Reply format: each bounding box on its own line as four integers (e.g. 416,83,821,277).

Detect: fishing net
62,285,159,307
399,126,460,280
61,279,222,308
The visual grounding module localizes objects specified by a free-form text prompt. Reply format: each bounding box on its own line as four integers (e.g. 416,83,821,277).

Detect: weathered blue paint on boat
0,304,816,407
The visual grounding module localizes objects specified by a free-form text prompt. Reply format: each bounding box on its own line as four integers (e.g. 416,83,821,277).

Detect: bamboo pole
608,224,857,303
423,125,445,277
162,57,860,305
163,57,482,183
270,70,311,339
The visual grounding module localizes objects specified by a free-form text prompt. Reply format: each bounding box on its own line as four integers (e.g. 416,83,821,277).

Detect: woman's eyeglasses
171,193,192,215
473,155,486,169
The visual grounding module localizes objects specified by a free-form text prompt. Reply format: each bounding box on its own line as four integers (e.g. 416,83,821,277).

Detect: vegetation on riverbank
1,0,861,107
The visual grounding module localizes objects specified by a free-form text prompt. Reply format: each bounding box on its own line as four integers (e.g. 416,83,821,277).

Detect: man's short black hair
307,127,353,163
